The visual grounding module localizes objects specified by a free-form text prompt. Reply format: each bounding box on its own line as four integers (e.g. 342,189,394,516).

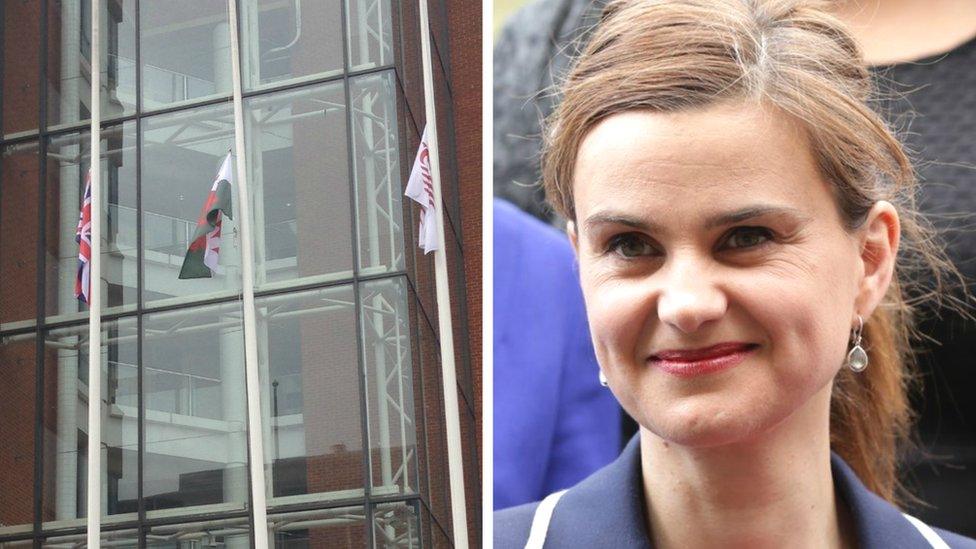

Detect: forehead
572,101,835,224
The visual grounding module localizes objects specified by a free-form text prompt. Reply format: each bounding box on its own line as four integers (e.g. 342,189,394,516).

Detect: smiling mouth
648,342,760,377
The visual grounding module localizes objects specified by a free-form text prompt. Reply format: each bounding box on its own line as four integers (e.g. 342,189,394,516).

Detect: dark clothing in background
493,0,976,534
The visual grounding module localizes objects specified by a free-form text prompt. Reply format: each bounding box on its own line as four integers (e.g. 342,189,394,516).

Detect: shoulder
932,527,976,548
494,500,540,549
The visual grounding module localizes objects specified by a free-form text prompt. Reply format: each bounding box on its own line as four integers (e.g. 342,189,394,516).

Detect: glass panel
146,517,250,548
240,0,343,91
361,277,417,496
45,0,137,129
42,319,139,528
372,501,421,549
257,285,364,504
47,0,92,129
45,123,138,322
44,130,91,323
43,528,139,548
0,540,33,549
346,0,393,71
244,81,352,289
0,141,40,330
352,71,404,275
140,0,231,110
269,507,367,548
141,102,239,307
0,332,36,537
143,302,247,516
2,2,40,138
101,0,138,119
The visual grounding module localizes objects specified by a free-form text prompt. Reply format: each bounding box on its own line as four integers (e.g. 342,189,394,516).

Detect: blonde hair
543,0,965,503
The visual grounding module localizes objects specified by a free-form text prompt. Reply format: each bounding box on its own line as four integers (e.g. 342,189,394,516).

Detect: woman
494,0,975,547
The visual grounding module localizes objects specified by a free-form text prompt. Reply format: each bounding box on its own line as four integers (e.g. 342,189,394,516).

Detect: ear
856,201,900,319
567,220,580,257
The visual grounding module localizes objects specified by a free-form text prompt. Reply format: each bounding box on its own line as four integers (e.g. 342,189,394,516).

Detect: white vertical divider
226,1,270,547
418,1,469,546
86,1,103,546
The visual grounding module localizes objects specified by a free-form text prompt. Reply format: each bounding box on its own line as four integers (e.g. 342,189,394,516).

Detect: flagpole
226,1,270,548
418,1,469,546
86,1,103,546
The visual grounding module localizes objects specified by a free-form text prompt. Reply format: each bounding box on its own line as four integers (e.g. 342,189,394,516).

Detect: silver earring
599,370,608,387
846,315,868,372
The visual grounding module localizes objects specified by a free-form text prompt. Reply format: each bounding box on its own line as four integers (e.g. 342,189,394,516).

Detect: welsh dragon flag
179,152,234,279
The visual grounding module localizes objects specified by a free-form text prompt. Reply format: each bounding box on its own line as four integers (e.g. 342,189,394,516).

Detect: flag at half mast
405,126,438,254
74,169,92,303
179,152,234,279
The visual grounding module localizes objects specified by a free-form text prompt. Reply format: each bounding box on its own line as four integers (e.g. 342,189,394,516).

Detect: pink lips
649,342,758,377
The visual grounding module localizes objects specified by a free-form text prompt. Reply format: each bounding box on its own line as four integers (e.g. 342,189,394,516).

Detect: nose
656,259,728,333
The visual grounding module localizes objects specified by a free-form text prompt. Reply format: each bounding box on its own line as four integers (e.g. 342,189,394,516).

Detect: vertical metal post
86,0,103,545
226,1,270,547
417,1,468,546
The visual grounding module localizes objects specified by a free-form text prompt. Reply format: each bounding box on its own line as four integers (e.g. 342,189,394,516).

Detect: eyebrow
581,205,809,233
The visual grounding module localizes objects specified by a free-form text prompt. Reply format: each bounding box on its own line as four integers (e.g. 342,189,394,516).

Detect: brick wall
446,1,483,546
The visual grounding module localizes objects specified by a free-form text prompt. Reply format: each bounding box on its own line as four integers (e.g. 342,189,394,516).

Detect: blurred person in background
493,198,621,510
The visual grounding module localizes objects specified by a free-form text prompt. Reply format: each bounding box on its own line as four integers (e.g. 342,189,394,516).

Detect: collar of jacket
540,435,939,548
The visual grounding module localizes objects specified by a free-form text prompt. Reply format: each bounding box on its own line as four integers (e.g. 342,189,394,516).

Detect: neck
832,0,976,65
640,385,855,549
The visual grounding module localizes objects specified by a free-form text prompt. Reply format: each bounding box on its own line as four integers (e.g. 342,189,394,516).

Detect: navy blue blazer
495,436,976,548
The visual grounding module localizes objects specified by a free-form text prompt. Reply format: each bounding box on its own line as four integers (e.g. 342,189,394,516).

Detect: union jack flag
75,170,92,304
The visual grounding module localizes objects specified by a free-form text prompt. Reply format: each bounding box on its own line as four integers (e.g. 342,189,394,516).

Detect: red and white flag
405,126,438,254
74,170,92,304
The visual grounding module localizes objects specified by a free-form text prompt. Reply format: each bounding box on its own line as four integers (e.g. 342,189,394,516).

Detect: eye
607,233,657,258
720,226,774,250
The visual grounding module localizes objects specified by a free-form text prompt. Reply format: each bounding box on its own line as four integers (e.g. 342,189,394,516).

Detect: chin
632,392,791,449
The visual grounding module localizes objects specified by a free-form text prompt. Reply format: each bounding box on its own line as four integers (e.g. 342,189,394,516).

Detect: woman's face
571,101,891,447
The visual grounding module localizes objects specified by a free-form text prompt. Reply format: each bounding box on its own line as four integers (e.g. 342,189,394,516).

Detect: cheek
580,273,649,367
742,257,856,386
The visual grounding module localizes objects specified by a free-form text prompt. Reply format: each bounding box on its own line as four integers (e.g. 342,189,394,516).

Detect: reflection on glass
361,277,417,496
47,0,90,129
373,501,421,549
0,333,36,536
268,507,367,548
146,517,250,548
141,102,239,306
244,81,352,288
140,0,231,110
46,123,138,321
42,319,139,528
346,0,393,71
351,71,404,275
47,0,137,130
0,141,40,330
240,0,343,90
257,285,364,503
2,3,40,137
43,528,139,548
143,302,247,515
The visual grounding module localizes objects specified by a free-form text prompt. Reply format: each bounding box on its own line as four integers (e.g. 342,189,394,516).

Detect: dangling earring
598,370,608,387
846,314,868,372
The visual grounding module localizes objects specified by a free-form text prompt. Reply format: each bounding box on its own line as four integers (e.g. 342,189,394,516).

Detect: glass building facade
0,0,478,547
